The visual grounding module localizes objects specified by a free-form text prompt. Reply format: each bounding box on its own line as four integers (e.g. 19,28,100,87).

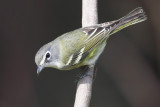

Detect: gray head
35,40,61,75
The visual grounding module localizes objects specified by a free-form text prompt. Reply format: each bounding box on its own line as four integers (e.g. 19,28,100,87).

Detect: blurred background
0,0,160,107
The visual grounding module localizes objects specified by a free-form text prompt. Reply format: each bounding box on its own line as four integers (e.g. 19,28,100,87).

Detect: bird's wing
66,25,116,66
82,26,110,53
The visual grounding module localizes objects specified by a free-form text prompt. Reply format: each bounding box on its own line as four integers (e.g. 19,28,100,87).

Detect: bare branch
74,0,98,107
74,66,95,107
82,0,98,27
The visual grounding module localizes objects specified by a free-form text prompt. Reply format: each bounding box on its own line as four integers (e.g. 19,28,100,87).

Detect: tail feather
108,7,147,35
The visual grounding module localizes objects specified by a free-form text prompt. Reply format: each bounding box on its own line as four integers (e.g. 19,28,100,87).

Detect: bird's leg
76,65,97,82
75,66,88,83
93,65,97,81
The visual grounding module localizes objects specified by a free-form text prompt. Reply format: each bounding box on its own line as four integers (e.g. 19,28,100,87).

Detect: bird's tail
106,7,147,35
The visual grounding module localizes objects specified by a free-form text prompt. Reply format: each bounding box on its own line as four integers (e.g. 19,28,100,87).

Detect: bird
35,7,147,75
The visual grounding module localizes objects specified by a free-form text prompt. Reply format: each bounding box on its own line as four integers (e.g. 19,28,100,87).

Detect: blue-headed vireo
35,7,147,75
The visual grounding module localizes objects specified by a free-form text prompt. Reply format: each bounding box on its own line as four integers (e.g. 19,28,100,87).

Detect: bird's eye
45,51,51,60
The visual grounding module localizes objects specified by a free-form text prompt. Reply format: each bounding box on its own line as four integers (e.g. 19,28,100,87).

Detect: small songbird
35,7,147,75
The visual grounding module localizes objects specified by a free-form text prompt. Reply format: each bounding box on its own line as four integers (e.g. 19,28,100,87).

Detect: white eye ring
45,51,51,60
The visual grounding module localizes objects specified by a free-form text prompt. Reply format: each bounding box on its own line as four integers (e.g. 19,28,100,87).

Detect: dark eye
45,51,51,60
46,53,50,58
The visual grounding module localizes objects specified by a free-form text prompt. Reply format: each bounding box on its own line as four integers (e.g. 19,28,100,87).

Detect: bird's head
35,41,61,75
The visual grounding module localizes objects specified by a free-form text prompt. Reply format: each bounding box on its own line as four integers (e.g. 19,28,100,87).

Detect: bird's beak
37,64,45,75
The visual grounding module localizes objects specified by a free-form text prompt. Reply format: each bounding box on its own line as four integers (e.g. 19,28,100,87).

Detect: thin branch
82,0,98,27
74,0,98,107
74,66,95,107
